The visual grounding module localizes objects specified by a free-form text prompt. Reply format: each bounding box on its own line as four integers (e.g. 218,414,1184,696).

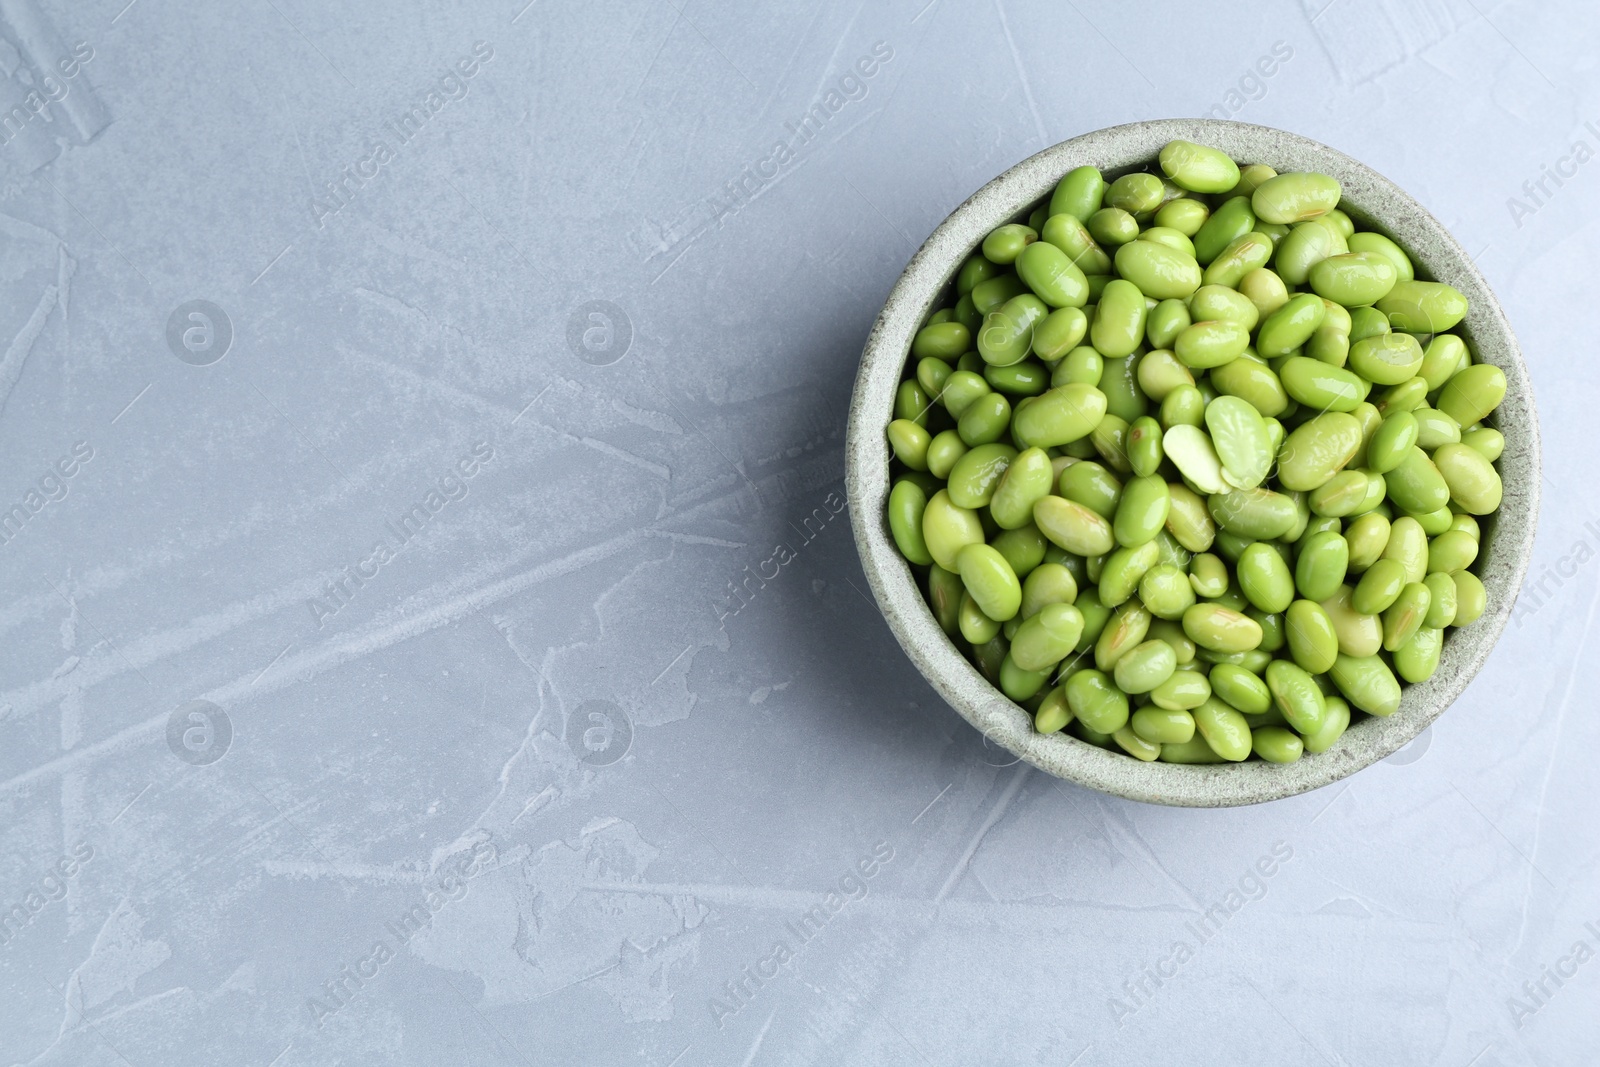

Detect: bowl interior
845,118,1540,807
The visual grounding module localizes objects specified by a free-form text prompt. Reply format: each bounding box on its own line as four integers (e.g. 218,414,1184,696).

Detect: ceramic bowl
845,118,1540,806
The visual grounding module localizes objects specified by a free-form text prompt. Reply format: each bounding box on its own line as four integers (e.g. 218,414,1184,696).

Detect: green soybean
1433,442,1502,515
1329,653,1402,716
1346,231,1413,281
1193,194,1256,264
957,542,1022,621
889,480,934,565
1253,726,1304,763
1275,219,1348,287
1382,582,1431,651
1016,241,1091,308
1202,231,1275,289
1114,239,1202,300
982,223,1037,264
1010,602,1086,670
947,442,1017,508
989,447,1054,528
1113,474,1171,547
1160,139,1241,193
1091,279,1149,358
1194,698,1253,761
1285,599,1339,673
1012,383,1107,448
1253,172,1342,224
1116,640,1180,695
1266,659,1327,735
1300,695,1351,754
1308,252,1399,307
1278,412,1363,490
1422,572,1458,628
1034,496,1116,556
1377,280,1469,333
1393,626,1443,683
1098,541,1160,607
1155,197,1210,236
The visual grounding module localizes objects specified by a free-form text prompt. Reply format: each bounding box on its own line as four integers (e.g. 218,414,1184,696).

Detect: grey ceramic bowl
846,118,1540,807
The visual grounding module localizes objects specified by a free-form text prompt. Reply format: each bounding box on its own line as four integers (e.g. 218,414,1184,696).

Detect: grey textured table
1,1,1596,1064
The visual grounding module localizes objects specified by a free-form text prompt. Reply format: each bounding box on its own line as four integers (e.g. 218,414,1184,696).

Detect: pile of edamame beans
885,139,1507,765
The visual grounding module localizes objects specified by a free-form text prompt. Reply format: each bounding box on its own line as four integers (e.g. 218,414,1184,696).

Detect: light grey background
0,0,1595,1064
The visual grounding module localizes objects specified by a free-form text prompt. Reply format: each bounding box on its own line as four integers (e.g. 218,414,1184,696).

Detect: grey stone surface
847,118,1540,806
0,1,1595,1065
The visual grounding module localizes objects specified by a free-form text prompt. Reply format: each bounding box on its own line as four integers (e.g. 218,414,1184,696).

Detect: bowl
844,118,1540,807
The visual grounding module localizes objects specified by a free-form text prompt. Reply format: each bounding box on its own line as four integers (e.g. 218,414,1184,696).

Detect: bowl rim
845,118,1541,807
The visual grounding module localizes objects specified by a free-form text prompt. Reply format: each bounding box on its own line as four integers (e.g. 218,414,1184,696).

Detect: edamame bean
1193,195,1257,264
1016,241,1091,308
978,294,1049,367
1320,585,1382,657
1253,727,1304,763
1012,383,1108,448
1266,659,1327,735
1059,459,1123,519
1202,231,1275,289
1188,284,1260,330
1035,687,1073,733
1208,663,1271,714
1095,600,1153,672
1433,441,1502,515
1206,395,1273,488
1163,424,1228,493
1098,355,1148,423
1422,572,1457,628
957,542,1022,621
1140,563,1198,619
1252,172,1342,224
1034,496,1116,556
947,442,1017,508
1353,557,1407,614
913,321,972,360
1451,570,1487,626
1349,333,1425,386
1239,267,1291,319
1461,426,1505,462
1295,530,1350,601
1010,602,1087,670
1384,447,1450,514
1088,207,1140,246
1091,279,1149,358
1155,197,1210,236
1209,487,1298,540
1114,725,1162,761
1277,411,1363,490
982,223,1037,264
1329,653,1402,715
1285,599,1339,673
1032,307,1090,360
1309,469,1371,517
1257,293,1328,357
923,490,984,570
1237,542,1295,613
959,591,1002,643
984,360,1049,396
1183,602,1263,653
1151,669,1211,711
1345,231,1413,281
1382,582,1431,651
941,370,992,418
1278,356,1367,413
1107,172,1165,216
1160,383,1206,428
888,480,934,565
1381,516,1429,583
1308,252,1399,307
989,447,1054,528
1050,166,1106,221
1376,280,1469,333
1274,219,1348,287
1393,626,1443,683
1211,353,1289,417
1020,563,1079,619
887,418,932,470
1300,695,1351,754
1146,302,1194,353
1114,239,1202,300
1194,698,1253,761
1175,320,1251,370
1427,530,1479,574
1343,512,1391,571
1117,640,1179,695
1126,415,1166,477
1160,139,1242,194
1000,653,1052,700
1099,541,1161,606
1365,411,1418,473
1053,346,1104,387
1113,474,1172,547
